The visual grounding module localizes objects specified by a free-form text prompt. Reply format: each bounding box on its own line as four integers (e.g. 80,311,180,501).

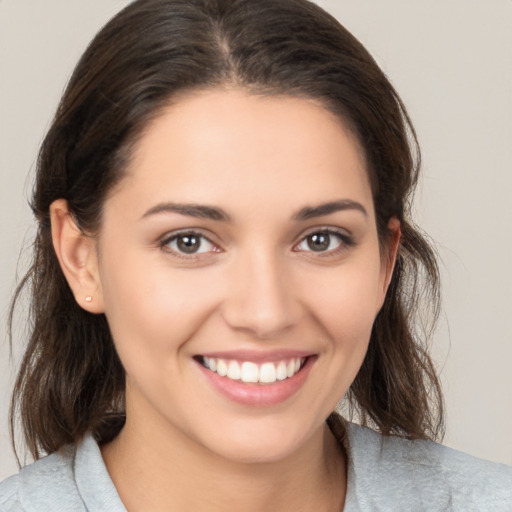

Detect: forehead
112,88,373,220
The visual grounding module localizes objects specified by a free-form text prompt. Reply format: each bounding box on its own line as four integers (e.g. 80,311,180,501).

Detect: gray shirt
1,423,511,511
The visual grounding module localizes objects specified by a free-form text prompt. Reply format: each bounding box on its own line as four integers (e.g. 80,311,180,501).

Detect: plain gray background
1,1,511,478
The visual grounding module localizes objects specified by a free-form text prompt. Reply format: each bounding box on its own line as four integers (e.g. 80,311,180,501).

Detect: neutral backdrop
1,0,511,478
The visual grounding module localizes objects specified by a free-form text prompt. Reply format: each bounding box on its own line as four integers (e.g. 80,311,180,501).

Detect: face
92,89,396,463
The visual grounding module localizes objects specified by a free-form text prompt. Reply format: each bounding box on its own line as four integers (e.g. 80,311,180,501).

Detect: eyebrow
141,199,367,222
293,199,368,220
141,202,231,222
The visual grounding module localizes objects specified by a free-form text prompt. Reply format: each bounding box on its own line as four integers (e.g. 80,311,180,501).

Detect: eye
161,231,218,255
295,229,351,253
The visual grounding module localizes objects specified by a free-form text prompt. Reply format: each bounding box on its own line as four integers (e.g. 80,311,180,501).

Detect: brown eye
307,233,331,252
296,230,350,254
163,232,217,255
177,234,201,253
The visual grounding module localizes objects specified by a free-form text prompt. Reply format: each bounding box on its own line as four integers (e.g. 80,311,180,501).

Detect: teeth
227,360,241,380
216,359,228,377
259,362,276,383
276,361,288,381
202,356,305,384
241,362,259,383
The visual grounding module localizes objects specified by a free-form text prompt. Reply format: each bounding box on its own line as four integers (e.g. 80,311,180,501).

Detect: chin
194,414,323,465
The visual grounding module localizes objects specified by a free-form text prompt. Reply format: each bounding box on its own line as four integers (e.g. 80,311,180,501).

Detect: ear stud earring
85,296,92,302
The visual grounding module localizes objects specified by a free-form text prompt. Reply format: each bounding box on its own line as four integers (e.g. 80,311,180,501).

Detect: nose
221,249,302,340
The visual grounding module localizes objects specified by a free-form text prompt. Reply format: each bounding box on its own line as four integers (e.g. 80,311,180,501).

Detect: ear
377,216,401,310
50,199,105,313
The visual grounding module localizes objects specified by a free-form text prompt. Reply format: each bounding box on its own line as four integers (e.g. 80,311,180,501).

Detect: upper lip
196,349,315,363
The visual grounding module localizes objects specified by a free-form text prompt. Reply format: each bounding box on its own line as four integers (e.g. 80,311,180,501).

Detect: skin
51,89,400,511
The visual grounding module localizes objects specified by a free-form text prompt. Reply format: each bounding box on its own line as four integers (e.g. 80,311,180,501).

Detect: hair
9,0,444,461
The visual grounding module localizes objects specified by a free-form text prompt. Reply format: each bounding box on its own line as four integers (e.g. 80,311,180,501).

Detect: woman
1,0,510,510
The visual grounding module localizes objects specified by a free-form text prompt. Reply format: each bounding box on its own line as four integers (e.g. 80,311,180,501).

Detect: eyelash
295,228,354,256
159,230,218,259
158,228,354,259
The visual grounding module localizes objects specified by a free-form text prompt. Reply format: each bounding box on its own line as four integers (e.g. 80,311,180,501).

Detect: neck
101,413,346,512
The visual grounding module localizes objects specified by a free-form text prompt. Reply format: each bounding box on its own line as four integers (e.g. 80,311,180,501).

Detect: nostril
220,297,301,340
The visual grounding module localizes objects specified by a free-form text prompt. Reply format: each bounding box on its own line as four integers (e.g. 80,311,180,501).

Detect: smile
199,356,306,384
195,351,315,406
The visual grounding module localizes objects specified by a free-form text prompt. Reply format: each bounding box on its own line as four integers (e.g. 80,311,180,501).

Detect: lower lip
196,357,315,407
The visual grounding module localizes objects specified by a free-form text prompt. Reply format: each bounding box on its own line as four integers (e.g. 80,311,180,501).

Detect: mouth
195,355,307,384
193,352,315,407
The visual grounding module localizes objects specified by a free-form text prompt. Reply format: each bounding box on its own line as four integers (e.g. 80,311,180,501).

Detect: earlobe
50,199,105,313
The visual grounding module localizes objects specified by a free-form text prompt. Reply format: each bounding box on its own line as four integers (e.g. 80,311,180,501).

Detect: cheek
305,257,384,341
99,252,221,364
302,257,382,389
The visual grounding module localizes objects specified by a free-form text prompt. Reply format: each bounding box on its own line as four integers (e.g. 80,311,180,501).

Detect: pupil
177,235,200,253
308,233,330,251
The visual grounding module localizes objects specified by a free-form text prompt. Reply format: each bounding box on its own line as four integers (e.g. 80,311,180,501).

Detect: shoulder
0,444,86,512
0,434,125,512
344,422,512,512
0,473,21,512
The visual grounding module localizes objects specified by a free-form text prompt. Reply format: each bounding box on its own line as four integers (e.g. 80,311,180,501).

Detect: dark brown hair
10,0,443,461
